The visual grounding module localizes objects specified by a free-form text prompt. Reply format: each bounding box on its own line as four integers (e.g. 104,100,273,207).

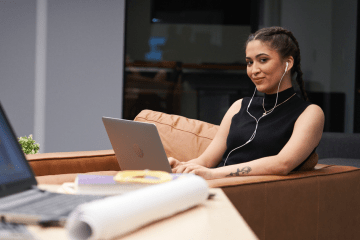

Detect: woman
169,26,324,179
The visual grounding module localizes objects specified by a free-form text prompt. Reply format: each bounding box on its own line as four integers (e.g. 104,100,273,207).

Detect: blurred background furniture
317,132,360,167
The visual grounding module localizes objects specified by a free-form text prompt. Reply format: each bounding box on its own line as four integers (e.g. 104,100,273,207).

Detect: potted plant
18,134,40,154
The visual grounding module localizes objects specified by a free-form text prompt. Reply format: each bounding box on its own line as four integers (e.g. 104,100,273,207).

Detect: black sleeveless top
217,87,313,169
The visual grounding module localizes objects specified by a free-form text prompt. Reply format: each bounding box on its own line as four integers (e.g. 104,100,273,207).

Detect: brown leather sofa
30,110,360,240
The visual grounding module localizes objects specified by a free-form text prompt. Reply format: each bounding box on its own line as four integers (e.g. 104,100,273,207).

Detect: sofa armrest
206,164,360,240
206,163,340,188
27,150,120,176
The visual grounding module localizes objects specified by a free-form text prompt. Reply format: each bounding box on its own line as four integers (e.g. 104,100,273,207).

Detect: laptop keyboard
0,188,51,210
0,188,105,220
0,222,38,240
11,193,104,216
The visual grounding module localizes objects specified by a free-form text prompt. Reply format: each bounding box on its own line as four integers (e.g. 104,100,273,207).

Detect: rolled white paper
66,174,209,240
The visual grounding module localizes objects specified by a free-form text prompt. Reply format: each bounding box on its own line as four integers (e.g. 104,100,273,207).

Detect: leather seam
135,116,216,141
215,168,360,187
264,182,267,240
316,175,320,240
27,155,116,162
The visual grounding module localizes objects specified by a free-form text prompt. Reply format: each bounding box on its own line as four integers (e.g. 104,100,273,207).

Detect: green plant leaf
18,135,40,154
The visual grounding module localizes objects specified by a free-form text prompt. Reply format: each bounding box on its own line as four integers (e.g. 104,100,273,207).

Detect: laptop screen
0,103,34,187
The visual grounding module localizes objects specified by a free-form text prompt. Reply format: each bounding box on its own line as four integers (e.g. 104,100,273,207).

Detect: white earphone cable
223,62,289,166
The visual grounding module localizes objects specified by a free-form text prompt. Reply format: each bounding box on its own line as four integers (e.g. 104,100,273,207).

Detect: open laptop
0,102,105,227
102,117,172,173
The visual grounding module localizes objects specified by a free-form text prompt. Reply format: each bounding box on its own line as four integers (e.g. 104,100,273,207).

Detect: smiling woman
169,26,325,180
245,40,293,94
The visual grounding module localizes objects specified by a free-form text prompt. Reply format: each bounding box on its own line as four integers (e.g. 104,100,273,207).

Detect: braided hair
245,26,308,101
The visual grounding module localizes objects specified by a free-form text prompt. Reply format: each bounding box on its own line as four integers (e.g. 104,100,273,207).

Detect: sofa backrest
134,110,219,162
317,132,360,159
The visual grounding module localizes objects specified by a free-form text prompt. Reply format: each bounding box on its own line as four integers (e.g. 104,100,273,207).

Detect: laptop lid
0,102,37,197
102,117,172,173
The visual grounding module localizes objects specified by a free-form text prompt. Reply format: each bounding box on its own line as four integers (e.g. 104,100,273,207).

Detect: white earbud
285,62,289,72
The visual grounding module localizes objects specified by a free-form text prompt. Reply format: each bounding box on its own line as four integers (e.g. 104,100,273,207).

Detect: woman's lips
252,77,264,82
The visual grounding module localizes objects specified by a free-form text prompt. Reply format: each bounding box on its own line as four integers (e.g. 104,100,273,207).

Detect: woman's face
245,40,292,94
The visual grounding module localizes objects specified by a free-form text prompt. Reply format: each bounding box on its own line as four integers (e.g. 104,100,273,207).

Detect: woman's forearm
186,157,210,167
190,139,227,168
212,155,288,179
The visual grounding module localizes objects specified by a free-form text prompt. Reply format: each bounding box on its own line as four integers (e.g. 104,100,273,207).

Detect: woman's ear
286,56,295,72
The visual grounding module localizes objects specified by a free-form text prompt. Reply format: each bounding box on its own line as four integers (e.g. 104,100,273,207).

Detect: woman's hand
168,157,183,168
185,164,215,180
170,161,215,180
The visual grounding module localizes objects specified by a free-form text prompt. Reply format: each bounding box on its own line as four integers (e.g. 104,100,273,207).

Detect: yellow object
114,170,172,184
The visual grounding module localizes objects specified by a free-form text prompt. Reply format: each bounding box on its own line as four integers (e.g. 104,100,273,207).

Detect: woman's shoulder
230,96,260,109
229,96,265,114
237,96,263,106
302,103,324,117
232,99,243,108
295,94,324,115
291,94,317,112
227,96,263,116
296,103,325,127
228,99,243,115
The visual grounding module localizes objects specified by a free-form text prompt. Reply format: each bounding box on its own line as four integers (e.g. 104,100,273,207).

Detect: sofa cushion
134,110,219,162
295,151,318,171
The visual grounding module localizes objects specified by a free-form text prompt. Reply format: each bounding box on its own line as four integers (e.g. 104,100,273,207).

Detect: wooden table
27,185,258,240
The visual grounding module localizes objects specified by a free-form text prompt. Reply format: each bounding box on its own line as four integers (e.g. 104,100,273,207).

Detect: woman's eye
246,61,253,66
260,58,267,63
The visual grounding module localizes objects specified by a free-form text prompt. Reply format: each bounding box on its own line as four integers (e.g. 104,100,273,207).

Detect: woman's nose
251,63,260,75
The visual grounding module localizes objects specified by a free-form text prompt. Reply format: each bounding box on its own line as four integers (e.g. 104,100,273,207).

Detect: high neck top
263,87,297,110
217,87,313,170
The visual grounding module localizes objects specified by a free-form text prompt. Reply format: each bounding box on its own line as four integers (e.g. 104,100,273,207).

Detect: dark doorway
354,1,360,132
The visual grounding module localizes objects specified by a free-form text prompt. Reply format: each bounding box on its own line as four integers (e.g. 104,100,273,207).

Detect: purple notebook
77,173,184,185
77,175,117,185
75,174,185,195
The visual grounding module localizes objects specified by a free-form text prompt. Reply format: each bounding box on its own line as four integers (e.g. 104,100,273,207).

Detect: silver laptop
102,117,172,173
0,102,105,227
